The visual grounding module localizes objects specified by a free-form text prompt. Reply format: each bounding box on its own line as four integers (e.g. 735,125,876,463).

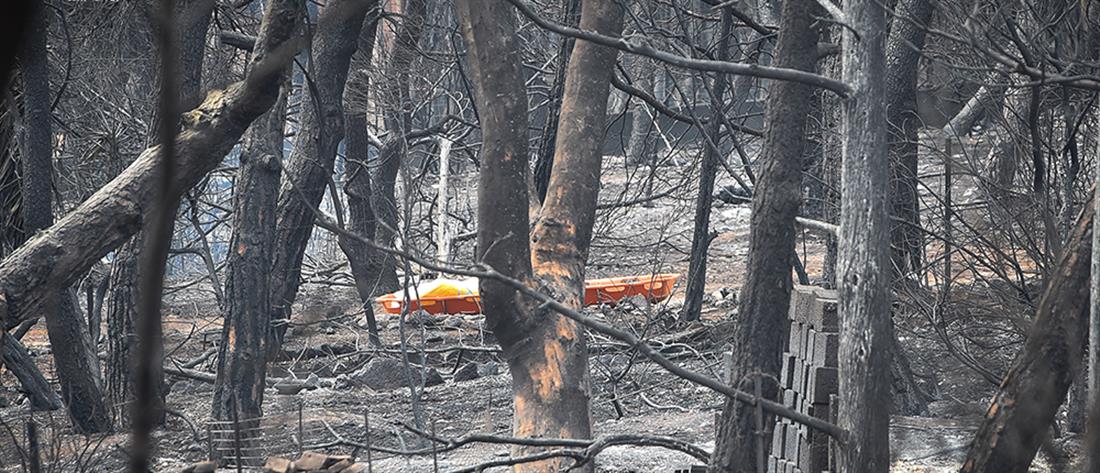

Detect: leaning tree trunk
18,3,112,434
105,0,215,427
709,1,820,470
457,0,624,471
837,0,893,472
884,0,934,279
269,0,374,355
960,192,1094,473
0,0,303,365
679,10,733,323
210,69,290,435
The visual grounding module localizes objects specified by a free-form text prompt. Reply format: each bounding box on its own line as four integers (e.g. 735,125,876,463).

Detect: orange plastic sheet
377,274,679,315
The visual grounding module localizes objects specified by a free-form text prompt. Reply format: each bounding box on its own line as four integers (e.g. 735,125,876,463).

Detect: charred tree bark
458,0,623,470
18,3,112,434
533,0,581,203
679,10,733,323
367,0,427,293
269,0,374,354
211,69,290,428
960,193,1094,473
105,0,214,427
885,0,934,278
709,1,820,470
338,9,383,347
837,0,893,471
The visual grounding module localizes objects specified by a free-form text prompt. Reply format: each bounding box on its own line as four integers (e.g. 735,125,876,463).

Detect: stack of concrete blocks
767,285,838,473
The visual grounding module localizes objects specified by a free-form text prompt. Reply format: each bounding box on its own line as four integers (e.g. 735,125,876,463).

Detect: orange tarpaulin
376,274,679,315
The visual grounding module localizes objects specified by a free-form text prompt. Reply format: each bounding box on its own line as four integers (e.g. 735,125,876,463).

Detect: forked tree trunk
457,0,623,471
18,3,112,434
269,0,374,354
709,1,820,470
679,10,732,323
211,69,290,428
837,0,893,472
960,192,1094,472
533,0,581,203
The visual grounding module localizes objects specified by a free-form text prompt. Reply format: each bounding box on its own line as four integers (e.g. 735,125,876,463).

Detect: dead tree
679,10,733,323
211,68,291,425
338,10,383,348
105,0,215,426
837,0,893,471
18,3,111,434
960,194,1094,472
269,0,374,354
709,0,820,470
457,0,624,470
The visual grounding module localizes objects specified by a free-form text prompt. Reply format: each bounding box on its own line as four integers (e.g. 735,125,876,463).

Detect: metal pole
298,399,304,456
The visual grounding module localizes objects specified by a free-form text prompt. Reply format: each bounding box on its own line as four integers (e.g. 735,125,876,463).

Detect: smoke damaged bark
457,0,624,470
961,194,1094,472
17,3,112,434
837,0,893,471
679,10,733,323
709,1,820,470
269,0,374,354
211,70,290,428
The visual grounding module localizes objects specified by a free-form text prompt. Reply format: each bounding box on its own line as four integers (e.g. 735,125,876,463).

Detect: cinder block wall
767,285,838,473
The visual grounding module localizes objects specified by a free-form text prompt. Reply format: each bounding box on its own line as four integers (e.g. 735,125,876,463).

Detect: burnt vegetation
0,0,1100,472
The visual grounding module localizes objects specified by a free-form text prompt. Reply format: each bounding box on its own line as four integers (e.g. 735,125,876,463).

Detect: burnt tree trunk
367,0,427,293
0,332,60,410
338,8,383,347
211,68,290,428
837,0,893,471
105,0,215,427
533,0,581,203
709,1,820,470
679,10,733,323
885,0,934,278
961,194,1094,472
458,0,624,471
884,0,936,417
269,0,374,354
18,3,112,434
